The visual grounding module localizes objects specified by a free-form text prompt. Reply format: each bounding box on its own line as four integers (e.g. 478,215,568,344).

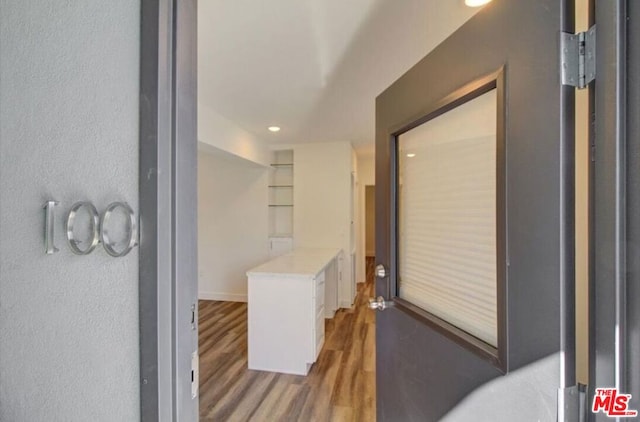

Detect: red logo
592,388,638,417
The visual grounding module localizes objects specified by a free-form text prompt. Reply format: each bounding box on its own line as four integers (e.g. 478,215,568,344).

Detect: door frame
139,0,198,421
591,0,640,417
134,0,640,420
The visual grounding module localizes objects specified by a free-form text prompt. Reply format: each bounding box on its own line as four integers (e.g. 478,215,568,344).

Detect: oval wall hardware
65,201,101,255
43,200,138,257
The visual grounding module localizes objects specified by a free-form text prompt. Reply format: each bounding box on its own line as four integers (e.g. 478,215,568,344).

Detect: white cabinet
246,248,340,375
322,253,339,318
314,271,326,354
269,237,293,258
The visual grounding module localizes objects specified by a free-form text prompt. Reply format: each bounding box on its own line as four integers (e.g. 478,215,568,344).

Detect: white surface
269,237,293,258
398,89,498,346
199,102,272,166
198,148,270,302
293,142,356,307
199,292,248,303
269,206,294,237
247,248,341,278
0,1,140,420
198,0,479,150
247,249,340,375
322,255,339,318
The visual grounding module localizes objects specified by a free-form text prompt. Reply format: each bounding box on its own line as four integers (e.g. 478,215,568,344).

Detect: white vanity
246,248,341,375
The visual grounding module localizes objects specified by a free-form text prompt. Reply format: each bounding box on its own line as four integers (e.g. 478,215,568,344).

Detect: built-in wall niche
269,149,294,238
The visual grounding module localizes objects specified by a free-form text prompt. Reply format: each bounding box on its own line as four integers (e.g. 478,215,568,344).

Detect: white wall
356,153,375,284
0,1,140,421
197,0,271,168
198,147,270,302
198,102,272,167
294,142,355,307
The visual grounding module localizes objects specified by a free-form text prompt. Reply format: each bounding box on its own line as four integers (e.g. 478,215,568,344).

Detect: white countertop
247,248,342,278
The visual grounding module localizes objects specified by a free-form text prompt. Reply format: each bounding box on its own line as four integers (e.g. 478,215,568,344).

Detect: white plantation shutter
397,89,498,347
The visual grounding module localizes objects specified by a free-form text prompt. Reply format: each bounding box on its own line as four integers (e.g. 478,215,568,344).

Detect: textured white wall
197,148,269,301
294,142,354,306
0,1,140,421
198,102,272,167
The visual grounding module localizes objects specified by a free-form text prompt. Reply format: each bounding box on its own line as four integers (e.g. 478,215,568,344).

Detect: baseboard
198,291,247,302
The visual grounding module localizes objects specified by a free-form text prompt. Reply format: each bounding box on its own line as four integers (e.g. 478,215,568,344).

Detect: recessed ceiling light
464,0,491,7
406,153,416,158
268,126,281,132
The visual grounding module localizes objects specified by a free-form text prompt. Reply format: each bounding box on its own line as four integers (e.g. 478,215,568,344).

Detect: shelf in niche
270,163,293,168
268,185,293,188
269,204,293,207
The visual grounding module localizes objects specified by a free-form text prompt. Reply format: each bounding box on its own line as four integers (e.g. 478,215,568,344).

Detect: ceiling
198,0,480,154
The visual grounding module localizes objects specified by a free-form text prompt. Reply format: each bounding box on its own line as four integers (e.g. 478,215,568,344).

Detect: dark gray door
375,1,575,420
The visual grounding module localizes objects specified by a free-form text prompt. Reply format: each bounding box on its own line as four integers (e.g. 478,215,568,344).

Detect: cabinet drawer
316,277,325,293
315,276,325,310
316,288,325,314
316,305,325,322
315,271,325,294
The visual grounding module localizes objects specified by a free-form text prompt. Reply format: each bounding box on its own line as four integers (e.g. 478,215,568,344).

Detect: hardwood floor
198,257,376,421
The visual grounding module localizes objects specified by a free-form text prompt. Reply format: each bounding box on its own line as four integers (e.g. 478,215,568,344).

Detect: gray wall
0,1,140,421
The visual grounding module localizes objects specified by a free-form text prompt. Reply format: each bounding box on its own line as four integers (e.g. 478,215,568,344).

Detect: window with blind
397,87,502,350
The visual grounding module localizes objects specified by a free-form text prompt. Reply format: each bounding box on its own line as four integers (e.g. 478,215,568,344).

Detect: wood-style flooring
198,257,376,421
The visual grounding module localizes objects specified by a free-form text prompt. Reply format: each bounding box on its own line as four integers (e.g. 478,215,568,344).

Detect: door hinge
558,384,587,422
561,25,596,89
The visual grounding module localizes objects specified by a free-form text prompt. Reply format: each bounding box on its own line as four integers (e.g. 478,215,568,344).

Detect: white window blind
397,89,498,347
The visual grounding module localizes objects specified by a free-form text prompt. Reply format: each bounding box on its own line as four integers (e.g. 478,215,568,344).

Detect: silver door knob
368,296,388,311
375,264,388,278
